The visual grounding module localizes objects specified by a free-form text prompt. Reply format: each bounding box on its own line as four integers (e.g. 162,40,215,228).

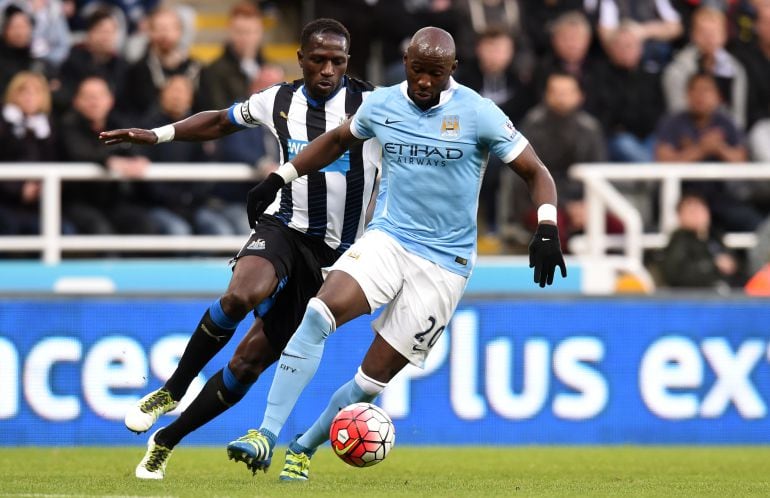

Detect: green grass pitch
2,446,770,497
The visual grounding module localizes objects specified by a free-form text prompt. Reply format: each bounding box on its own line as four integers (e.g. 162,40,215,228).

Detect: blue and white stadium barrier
1,293,770,445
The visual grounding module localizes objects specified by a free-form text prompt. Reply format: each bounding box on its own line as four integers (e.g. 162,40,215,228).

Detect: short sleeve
477,100,529,163
227,89,272,128
350,92,376,139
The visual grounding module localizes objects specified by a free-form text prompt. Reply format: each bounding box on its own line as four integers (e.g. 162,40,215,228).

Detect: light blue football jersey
350,78,528,277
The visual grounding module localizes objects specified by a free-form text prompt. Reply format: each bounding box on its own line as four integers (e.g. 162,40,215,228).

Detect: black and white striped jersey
228,76,380,253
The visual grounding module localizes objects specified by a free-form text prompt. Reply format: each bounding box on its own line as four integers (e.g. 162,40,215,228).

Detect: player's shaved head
403,27,457,110
407,27,456,61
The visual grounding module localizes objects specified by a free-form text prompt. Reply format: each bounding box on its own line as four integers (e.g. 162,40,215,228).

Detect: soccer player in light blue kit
227,26,567,480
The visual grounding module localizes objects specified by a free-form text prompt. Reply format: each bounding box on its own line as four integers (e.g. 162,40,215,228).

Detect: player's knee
221,282,273,317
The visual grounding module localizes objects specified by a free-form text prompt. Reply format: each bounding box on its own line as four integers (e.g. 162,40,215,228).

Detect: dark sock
164,302,239,400
156,368,249,448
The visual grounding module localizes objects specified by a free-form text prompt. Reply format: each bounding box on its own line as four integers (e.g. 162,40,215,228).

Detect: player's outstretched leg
135,429,173,480
227,428,277,474
132,366,254,479
278,368,386,481
125,300,240,433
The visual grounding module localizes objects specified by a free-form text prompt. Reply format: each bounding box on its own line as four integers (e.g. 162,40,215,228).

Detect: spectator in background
674,0,762,43
655,72,762,232
55,6,127,114
597,0,683,72
530,10,604,116
523,72,605,194
454,0,534,80
208,69,283,236
140,75,213,236
0,4,47,95
59,76,159,235
0,71,64,235
458,27,534,125
197,1,265,111
661,193,740,289
520,72,608,243
121,5,200,118
598,0,684,72
0,71,55,161
733,5,770,128
662,6,748,129
598,23,665,162
311,0,375,80
10,0,72,67
520,0,600,57
71,0,159,34
373,0,460,85
457,26,534,247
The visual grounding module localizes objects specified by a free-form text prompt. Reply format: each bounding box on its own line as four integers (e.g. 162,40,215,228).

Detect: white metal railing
569,163,770,266
0,162,259,263
3,162,767,273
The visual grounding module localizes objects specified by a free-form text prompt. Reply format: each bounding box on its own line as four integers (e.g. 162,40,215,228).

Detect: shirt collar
399,76,459,111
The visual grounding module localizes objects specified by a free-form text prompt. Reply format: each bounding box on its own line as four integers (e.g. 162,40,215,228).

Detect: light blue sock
296,379,376,452
259,298,334,437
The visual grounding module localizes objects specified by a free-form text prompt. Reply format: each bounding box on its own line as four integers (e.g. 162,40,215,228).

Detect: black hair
300,18,350,51
86,6,116,31
2,4,32,32
546,70,580,86
476,25,513,43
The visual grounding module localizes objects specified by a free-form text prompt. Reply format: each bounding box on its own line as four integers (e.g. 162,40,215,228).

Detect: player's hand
246,173,285,227
99,128,159,146
528,223,567,288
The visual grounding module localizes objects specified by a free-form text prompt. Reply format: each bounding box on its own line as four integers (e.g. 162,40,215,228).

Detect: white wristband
537,203,558,224
276,162,299,183
151,124,175,143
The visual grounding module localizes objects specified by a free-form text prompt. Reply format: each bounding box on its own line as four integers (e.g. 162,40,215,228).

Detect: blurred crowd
0,0,282,237
1,0,770,290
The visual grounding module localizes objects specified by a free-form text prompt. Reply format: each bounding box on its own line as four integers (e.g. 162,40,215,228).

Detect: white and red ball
329,402,395,467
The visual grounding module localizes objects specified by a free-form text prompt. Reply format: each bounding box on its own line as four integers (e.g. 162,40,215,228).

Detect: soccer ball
329,402,395,467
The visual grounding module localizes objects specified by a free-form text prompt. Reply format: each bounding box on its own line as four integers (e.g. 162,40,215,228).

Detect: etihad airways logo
383,142,464,167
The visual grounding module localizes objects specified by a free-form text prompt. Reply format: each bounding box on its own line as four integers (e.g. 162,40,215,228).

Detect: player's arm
507,144,567,287
508,144,558,214
292,120,363,175
99,109,241,145
244,120,364,226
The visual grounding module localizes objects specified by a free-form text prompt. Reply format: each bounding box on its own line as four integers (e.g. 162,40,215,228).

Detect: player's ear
451,59,458,73
297,49,304,67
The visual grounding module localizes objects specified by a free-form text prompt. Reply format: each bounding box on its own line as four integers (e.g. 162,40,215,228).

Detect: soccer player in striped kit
99,18,380,479
228,26,567,481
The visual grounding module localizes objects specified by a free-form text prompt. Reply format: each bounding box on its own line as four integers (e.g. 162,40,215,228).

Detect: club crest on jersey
440,115,460,139
247,238,266,250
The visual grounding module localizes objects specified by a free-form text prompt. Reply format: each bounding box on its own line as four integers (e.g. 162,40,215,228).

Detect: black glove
528,223,567,288
246,173,285,227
